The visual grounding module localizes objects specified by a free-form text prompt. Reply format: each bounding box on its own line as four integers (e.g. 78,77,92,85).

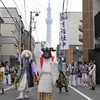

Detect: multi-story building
57,12,83,64
79,0,100,84
0,7,23,65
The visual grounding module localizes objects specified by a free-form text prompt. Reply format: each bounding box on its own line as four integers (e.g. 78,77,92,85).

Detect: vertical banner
59,12,69,50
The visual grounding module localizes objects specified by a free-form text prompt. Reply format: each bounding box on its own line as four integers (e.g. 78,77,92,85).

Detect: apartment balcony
79,34,83,42
1,36,19,56
2,36,19,45
78,24,83,32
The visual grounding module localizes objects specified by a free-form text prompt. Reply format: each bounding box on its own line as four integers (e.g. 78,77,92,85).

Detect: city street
1,84,100,100
0,0,100,100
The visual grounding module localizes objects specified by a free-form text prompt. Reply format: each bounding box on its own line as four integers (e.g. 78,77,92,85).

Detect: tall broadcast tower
45,0,53,47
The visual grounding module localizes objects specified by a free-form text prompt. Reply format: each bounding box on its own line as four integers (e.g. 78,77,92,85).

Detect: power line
27,0,40,42
14,0,40,30
63,0,74,19
36,0,40,12
66,0,68,12
0,0,20,29
67,0,74,18
18,0,24,11
62,0,65,12
24,0,26,23
62,0,69,12
36,1,58,19
33,0,39,12
29,0,44,42
27,0,36,12
12,0,29,30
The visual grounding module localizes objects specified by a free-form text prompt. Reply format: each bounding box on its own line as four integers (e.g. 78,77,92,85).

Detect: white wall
67,12,82,45
1,44,17,56
1,24,19,41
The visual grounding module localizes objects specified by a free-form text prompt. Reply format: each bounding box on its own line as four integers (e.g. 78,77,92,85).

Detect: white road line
0,85,14,93
0,85,93,100
68,85,93,100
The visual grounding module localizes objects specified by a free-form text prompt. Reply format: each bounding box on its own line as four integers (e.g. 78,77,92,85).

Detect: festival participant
37,47,58,100
15,50,37,100
56,55,68,93
0,61,5,94
14,61,22,88
89,60,96,90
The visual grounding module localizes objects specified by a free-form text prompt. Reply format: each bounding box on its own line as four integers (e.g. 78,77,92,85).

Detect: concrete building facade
81,0,100,84
82,0,100,61
57,12,83,64
0,8,23,64
67,12,83,64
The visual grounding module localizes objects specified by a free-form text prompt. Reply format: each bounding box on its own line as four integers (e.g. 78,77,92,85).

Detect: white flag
59,12,69,50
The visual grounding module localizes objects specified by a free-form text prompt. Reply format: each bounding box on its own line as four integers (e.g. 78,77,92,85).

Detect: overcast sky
0,0,82,48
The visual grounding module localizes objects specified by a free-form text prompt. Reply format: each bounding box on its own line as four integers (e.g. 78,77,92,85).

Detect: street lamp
29,11,40,51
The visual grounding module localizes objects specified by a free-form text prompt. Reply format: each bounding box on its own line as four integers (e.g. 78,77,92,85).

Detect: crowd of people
0,60,22,94
56,55,96,93
0,47,96,100
67,60,96,90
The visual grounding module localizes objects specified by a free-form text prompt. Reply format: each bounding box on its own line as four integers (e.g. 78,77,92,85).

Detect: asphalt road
0,84,100,100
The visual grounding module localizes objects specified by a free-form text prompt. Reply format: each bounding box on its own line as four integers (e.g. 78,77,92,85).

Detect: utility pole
29,11,40,51
29,11,32,51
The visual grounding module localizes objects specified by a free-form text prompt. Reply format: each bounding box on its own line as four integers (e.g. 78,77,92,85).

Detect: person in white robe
37,47,58,100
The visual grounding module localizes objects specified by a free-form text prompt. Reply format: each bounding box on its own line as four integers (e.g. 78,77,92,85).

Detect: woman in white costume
37,47,58,100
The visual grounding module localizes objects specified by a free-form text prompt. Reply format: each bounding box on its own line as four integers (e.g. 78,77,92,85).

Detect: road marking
69,85,93,100
0,85,14,93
